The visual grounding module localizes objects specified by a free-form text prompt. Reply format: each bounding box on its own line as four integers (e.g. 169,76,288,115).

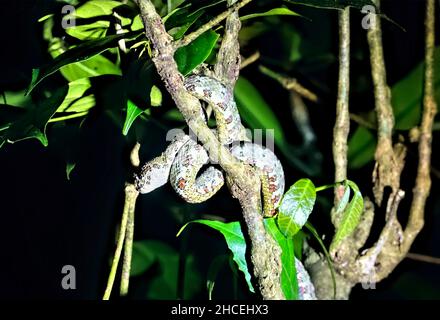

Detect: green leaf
177,220,255,293
65,20,110,40
0,86,68,148
165,0,225,39
69,0,123,19
168,10,204,40
56,78,95,113
174,30,219,76
277,179,316,238
348,126,376,169
131,15,144,31
150,85,162,107
130,240,164,276
241,7,300,21
264,218,299,300
66,163,76,180
1,90,32,108
206,255,228,300
304,222,336,298
27,31,141,94
47,38,121,83
130,240,202,299
234,76,285,147
393,47,440,130
330,180,364,251
123,100,145,136
163,108,185,122
284,0,376,10
292,231,306,260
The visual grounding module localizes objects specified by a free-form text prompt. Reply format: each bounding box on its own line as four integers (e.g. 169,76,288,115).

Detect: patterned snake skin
133,75,316,300
134,75,284,214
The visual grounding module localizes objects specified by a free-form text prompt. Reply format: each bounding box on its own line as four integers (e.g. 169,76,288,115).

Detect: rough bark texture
134,0,284,300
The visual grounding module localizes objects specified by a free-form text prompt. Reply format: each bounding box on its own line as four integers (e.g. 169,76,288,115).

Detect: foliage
1,0,435,301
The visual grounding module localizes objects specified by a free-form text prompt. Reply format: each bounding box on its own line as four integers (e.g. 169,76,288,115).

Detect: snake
133,74,316,299
134,75,285,216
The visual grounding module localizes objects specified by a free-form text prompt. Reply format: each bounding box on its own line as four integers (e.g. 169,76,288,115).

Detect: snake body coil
133,74,316,300
135,75,285,213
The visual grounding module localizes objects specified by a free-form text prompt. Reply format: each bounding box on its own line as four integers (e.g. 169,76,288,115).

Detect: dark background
0,0,439,299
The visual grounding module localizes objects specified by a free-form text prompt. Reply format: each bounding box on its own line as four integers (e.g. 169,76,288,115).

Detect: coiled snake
134,74,316,300
134,75,285,215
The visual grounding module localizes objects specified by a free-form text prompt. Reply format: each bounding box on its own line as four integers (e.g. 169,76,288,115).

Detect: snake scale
134,75,285,215
134,74,316,300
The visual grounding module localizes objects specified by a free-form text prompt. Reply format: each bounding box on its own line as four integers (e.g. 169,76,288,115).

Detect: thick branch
404,0,437,248
332,7,351,224
214,0,241,87
328,0,437,287
367,0,397,205
134,0,284,299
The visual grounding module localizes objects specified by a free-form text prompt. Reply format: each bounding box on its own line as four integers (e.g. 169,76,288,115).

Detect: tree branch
367,0,398,205
403,0,437,251
323,0,436,290
134,0,284,300
259,65,318,102
332,7,351,224
103,183,139,300
174,0,253,49
214,0,242,87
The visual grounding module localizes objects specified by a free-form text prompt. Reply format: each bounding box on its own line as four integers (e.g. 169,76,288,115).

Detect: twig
120,197,136,295
130,142,141,167
367,0,397,205
331,7,350,227
259,65,318,102
134,0,284,299
240,51,260,69
103,183,139,300
404,0,437,247
406,252,440,265
290,92,316,146
214,0,242,87
174,0,254,49
349,113,376,130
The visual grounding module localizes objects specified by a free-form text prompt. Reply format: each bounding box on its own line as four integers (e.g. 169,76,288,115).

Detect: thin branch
240,51,260,69
290,92,316,146
120,199,135,295
174,0,254,49
332,7,350,224
259,65,318,102
349,113,376,130
406,252,440,265
103,183,139,300
130,142,141,167
134,0,284,299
